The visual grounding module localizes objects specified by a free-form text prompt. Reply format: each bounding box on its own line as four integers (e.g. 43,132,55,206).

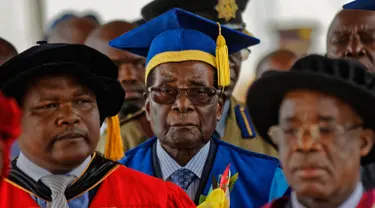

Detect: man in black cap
247,55,375,208
0,42,195,208
140,0,277,156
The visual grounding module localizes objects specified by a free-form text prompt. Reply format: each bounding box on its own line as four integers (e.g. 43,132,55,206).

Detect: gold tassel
216,23,231,87
104,115,124,161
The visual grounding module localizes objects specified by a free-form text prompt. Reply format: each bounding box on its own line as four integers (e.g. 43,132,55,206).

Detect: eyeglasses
147,87,219,106
268,123,363,145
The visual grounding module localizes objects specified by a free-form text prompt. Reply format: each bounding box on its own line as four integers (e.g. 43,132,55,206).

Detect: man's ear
360,128,375,157
216,93,226,121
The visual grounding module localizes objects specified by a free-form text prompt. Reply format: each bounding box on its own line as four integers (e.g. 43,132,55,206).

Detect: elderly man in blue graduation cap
110,8,289,207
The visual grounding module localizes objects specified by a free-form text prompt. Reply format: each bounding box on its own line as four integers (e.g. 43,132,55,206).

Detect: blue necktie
170,168,196,190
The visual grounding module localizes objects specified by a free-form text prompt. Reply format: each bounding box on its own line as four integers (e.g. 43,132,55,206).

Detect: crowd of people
1,0,375,207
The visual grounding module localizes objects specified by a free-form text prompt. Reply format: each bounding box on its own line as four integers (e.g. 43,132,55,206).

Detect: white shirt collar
291,182,364,208
16,152,92,182
156,139,210,180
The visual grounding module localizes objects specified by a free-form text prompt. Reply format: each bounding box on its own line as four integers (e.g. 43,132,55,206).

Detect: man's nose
118,64,138,84
295,130,321,153
56,104,80,126
344,36,366,58
171,90,194,114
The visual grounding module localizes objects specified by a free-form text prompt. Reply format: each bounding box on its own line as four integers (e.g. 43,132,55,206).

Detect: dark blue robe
120,137,289,208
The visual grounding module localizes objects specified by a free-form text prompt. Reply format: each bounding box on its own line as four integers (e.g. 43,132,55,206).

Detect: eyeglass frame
146,86,224,106
268,123,363,146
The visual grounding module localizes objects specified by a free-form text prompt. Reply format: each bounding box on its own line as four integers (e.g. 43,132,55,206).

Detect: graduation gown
262,189,375,208
0,153,195,208
120,137,290,208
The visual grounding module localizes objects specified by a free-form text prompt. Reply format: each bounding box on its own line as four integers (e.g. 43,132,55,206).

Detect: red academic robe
262,189,375,208
0,154,195,208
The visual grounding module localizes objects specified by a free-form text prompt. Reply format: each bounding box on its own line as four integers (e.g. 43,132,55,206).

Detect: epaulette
234,105,256,138
120,108,146,125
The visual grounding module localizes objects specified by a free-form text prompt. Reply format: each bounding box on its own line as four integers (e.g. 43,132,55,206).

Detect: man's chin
294,182,331,199
166,127,203,148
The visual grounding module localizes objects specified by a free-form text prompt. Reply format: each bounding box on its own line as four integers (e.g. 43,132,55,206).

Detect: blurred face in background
327,9,375,72
85,21,146,118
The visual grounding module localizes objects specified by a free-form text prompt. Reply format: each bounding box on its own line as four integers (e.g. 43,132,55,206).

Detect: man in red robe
247,54,375,208
0,92,21,183
0,42,195,208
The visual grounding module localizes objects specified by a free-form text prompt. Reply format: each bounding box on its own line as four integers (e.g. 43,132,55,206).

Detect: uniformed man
85,21,153,152
249,55,375,208
112,8,289,207
140,0,278,156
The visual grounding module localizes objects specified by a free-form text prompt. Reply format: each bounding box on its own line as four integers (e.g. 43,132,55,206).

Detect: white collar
156,139,210,180
291,182,364,208
16,152,92,182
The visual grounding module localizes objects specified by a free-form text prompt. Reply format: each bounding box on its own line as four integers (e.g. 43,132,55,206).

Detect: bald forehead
91,21,136,41
48,18,99,44
85,21,140,60
329,10,375,34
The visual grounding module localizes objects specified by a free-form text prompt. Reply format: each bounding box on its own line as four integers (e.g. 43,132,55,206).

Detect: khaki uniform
96,109,148,153
221,97,278,157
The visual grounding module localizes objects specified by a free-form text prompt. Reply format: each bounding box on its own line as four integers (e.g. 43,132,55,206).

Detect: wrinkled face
19,74,101,173
327,10,375,72
145,61,223,149
276,90,373,200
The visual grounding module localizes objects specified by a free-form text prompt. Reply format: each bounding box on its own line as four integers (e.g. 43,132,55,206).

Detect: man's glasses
268,123,363,145
147,87,219,106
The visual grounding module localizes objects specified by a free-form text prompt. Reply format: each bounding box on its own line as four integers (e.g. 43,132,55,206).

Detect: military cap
141,0,250,31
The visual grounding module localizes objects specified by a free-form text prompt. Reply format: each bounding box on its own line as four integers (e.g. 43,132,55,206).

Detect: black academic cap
0,42,125,120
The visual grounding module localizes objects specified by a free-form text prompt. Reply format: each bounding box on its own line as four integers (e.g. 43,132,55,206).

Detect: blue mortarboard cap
110,8,260,87
343,0,375,10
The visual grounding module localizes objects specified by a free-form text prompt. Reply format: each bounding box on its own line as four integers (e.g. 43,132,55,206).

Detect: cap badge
215,0,239,22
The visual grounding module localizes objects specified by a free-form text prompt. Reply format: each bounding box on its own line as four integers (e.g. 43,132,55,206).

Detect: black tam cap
0,42,125,120
141,0,250,31
247,54,375,165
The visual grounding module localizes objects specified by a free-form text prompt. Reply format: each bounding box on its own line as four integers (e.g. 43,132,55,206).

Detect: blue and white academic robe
120,137,290,208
